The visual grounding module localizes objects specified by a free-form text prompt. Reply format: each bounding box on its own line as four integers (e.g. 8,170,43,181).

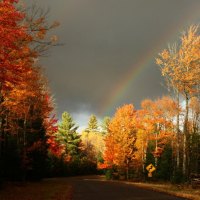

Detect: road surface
69,176,188,200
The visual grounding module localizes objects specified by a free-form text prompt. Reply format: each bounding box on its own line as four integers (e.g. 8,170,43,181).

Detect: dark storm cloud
25,0,200,124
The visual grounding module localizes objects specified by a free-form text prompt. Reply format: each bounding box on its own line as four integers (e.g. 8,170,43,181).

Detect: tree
86,115,98,132
189,97,200,174
81,115,106,164
140,97,176,165
0,0,32,93
0,0,59,181
46,114,64,158
1,66,55,180
81,131,105,163
0,1,32,163
56,112,80,162
101,116,111,134
103,104,137,179
156,25,200,178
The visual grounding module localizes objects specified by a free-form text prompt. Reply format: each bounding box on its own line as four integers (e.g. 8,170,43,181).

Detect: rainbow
99,48,157,116
99,4,200,117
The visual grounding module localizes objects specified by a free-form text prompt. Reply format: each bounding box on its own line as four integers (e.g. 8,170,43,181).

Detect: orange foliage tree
138,97,177,167
0,0,59,180
103,104,137,179
2,66,57,179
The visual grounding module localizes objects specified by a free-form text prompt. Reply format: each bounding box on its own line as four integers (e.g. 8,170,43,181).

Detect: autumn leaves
101,26,200,181
103,105,136,178
156,25,200,179
101,98,178,179
0,0,58,181
156,26,200,96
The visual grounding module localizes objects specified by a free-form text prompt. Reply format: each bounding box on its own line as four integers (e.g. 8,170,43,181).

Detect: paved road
69,176,187,200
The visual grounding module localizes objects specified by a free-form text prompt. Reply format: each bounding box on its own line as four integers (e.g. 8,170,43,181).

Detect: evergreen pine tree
101,116,111,134
56,112,80,160
86,115,98,132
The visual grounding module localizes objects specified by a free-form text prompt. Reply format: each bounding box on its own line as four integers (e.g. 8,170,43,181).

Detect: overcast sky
25,0,200,130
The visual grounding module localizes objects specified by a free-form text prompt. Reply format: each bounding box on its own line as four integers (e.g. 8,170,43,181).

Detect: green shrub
171,169,185,184
105,169,113,180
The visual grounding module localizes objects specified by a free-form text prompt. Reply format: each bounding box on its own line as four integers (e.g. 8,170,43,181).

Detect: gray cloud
25,0,200,127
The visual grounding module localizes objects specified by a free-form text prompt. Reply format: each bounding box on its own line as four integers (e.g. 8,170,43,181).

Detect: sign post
146,163,156,177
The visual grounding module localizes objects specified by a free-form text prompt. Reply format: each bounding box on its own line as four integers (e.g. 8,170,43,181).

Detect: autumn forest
0,0,200,196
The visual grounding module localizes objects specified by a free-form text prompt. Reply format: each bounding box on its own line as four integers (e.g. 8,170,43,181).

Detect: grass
0,178,73,200
124,181,200,200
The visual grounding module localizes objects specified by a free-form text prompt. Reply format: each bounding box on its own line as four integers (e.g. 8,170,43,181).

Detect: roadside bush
171,169,185,184
105,169,113,180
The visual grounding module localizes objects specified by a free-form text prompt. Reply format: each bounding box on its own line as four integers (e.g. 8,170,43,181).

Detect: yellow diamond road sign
146,163,156,173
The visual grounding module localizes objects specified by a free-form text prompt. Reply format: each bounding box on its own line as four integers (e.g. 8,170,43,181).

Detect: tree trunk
126,159,129,180
176,91,180,170
0,84,3,158
22,114,27,182
183,93,189,179
155,130,158,167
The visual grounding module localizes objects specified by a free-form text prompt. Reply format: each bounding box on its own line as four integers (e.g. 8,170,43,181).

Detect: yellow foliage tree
104,104,137,179
156,25,200,177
